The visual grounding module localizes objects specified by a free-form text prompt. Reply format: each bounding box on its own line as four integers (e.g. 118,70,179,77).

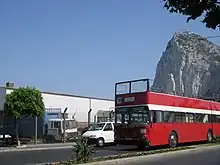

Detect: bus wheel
96,138,104,147
207,130,213,143
168,132,178,148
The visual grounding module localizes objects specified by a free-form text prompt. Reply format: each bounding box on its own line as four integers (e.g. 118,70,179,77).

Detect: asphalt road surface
0,145,136,165
127,146,220,165
1,145,220,165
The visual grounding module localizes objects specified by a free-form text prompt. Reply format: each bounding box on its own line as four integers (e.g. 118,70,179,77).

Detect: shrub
72,137,94,163
214,136,220,142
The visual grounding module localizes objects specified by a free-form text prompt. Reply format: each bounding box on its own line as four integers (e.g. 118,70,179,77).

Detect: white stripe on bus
115,104,220,115
148,104,211,115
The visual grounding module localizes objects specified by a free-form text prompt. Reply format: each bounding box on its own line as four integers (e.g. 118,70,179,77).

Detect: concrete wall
0,87,6,111
5,88,115,123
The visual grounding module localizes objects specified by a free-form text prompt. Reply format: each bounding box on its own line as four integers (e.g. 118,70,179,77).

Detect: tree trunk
15,119,20,146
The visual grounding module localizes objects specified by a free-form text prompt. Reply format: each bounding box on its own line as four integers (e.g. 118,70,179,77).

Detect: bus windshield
116,106,149,124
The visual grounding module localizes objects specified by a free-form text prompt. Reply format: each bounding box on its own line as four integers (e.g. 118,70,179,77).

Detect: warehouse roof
0,86,114,101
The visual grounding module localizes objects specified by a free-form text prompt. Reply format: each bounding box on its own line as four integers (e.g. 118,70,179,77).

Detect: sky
0,0,219,99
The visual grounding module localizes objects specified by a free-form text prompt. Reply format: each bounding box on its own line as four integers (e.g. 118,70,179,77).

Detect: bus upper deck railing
115,78,152,95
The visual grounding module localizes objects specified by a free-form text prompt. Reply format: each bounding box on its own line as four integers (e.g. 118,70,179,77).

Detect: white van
82,122,115,147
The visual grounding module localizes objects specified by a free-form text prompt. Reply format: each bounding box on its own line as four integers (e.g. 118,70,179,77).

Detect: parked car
82,122,115,147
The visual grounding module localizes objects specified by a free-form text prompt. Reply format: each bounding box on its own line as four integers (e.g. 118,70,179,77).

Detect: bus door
212,115,220,136
149,110,170,146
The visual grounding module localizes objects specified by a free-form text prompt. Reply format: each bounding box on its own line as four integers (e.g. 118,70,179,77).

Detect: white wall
0,87,6,111
43,93,115,122
91,98,114,121
42,93,90,122
6,88,115,122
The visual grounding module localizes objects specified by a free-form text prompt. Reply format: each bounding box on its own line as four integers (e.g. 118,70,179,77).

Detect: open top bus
114,78,220,149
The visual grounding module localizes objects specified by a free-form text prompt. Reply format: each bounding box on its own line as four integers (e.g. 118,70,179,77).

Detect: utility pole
63,107,68,143
34,116,37,145
88,99,92,128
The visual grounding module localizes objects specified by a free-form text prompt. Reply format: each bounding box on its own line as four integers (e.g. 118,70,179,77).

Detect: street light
63,107,68,143
109,107,115,122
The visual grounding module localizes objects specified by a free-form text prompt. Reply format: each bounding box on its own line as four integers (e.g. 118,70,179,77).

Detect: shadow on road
94,140,209,152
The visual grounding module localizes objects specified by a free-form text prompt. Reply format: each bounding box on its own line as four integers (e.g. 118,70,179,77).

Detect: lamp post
63,107,68,143
109,107,115,122
34,116,37,144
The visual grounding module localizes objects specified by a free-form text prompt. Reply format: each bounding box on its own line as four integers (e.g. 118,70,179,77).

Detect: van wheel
169,132,178,148
6,138,12,145
207,130,213,143
96,138,104,147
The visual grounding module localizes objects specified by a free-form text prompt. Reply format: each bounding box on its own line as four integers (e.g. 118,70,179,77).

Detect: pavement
116,145,220,165
0,142,75,152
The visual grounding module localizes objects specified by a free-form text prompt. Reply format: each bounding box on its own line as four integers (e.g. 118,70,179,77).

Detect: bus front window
115,106,149,125
116,108,129,124
130,106,149,124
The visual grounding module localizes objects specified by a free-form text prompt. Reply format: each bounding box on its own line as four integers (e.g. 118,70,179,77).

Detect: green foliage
72,137,94,163
4,86,45,119
163,0,220,30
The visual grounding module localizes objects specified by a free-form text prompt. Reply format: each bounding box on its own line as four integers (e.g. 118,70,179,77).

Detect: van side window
104,123,113,131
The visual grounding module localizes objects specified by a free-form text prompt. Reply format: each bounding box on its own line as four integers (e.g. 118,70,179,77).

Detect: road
1,145,220,165
125,146,220,165
0,145,136,165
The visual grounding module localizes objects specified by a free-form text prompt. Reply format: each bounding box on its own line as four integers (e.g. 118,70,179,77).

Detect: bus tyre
168,132,178,148
207,130,213,143
96,138,104,147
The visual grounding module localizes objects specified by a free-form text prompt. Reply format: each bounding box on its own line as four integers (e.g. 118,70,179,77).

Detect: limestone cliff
151,31,220,99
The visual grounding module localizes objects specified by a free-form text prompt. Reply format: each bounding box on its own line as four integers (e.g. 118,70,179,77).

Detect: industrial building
0,86,114,139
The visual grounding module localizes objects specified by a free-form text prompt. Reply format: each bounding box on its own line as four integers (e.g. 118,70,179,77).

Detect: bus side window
195,114,209,123
182,113,186,123
216,115,220,123
153,111,164,123
211,115,216,123
175,112,183,122
164,111,175,123
185,113,195,123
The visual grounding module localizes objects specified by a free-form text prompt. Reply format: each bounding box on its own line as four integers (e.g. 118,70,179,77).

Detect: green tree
4,86,45,145
163,0,220,30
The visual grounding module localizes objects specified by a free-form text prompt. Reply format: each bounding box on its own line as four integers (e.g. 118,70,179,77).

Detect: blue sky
0,0,219,99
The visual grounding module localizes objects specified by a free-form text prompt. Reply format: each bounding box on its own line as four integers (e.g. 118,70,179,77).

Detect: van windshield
89,123,105,131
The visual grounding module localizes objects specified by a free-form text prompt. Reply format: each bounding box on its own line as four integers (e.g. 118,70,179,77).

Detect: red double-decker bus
114,78,220,149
